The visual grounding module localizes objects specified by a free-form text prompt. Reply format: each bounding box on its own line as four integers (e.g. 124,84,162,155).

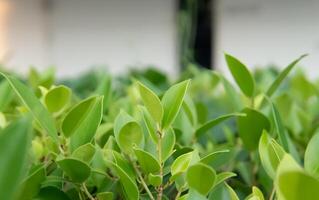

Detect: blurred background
0,0,319,78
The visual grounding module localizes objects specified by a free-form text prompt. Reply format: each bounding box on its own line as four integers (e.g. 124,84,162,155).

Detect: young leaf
137,81,163,123
44,85,71,113
107,161,139,200
140,106,158,144
0,73,57,141
148,173,162,187
0,117,32,200
186,163,216,195
171,151,199,176
57,158,91,183
61,96,103,151
304,133,319,179
134,148,160,174
161,80,190,129
0,80,14,111
214,172,237,187
195,113,245,137
258,131,285,179
224,53,255,97
114,111,144,154
270,100,289,152
95,74,112,112
72,143,96,164
161,128,176,162
266,54,307,97
225,184,240,200
246,186,265,200
237,108,270,150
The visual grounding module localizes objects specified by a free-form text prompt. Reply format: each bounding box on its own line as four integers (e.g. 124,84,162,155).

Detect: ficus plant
0,53,318,200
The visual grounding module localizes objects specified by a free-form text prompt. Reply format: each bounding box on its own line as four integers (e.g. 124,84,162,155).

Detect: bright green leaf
107,161,139,200
305,133,319,179
61,96,103,151
237,108,270,150
0,80,14,111
134,148,160,174
186,163,216,195
148,173,162,187
266,54,307,97
161,80,190,129
161,128,176,162
137,81,163,123
0,73,57,141
224,53,255,97
44,85,71,113
72,143,96,164
258,131,285,179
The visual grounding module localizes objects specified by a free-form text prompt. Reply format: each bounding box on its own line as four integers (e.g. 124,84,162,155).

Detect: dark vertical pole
178,0,213,70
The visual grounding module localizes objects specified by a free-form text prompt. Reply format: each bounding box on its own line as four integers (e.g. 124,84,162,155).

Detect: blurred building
1,0,319,78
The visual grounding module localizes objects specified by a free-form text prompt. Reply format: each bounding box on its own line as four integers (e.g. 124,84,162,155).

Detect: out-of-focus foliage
0,54,318,200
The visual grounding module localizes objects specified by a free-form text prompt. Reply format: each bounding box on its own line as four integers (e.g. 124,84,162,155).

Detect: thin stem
82,183,95,200
157,129,164,200
131,161,155,200
269,187,276,200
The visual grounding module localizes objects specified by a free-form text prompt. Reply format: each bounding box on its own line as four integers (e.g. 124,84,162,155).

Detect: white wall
2,0,178,78
216,0,319,79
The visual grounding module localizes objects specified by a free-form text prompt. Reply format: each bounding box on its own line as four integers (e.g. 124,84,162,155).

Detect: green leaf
258,131,285,179
161,80,190,129
107,161,139,200
34,186,71,200
161,128,176,162
140,106,158,144
44,85,71,113
0,73,57,141
171,151,199,176
57,158,91,183
97,192,114,200
137,81,163,123
186,163,216,195
0,117,32,200
237,108,270,150
61,96,103,151
195,113,245,137
17,165,46,200
72,143,96,164
305,133,319,179
148,173,162,187
114,111,144,154
277,170,319,200
95,74,112,112
224,53,255,97
199,149,229,168
266,54,307,97
214,172,237,187
134,148,160,174
246,186,265,200
225,184,240,200
0,80,14,111
270,100,289,152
